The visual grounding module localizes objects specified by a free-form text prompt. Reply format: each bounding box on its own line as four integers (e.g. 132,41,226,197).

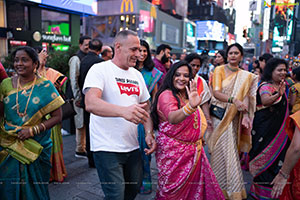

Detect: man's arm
85,87,149,124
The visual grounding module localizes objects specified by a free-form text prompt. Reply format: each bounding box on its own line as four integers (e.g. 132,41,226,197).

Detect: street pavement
49,134,252,200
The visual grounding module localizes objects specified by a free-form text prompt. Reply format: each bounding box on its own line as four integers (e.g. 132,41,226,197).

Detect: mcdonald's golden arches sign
120,0,134,13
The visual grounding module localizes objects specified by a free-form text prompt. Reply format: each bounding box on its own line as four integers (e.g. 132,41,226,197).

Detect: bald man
83,30,156,200
101,45,113,61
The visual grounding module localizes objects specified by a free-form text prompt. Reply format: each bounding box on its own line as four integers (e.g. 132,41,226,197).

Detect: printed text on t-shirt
115,77,140,96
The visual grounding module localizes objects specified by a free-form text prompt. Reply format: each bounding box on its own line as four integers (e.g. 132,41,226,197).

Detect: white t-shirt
83,60,150,152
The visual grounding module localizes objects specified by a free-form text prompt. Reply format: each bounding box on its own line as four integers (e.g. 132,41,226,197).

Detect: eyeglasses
190,64,201,68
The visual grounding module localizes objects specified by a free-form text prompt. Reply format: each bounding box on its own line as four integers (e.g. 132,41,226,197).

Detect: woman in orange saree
37,48,68,182
208,43,258,199
151,61,224,199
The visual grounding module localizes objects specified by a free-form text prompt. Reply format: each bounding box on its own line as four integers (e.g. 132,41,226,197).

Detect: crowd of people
1,29,300,200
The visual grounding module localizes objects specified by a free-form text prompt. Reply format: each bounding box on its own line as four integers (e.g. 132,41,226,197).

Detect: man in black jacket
79,38,104,167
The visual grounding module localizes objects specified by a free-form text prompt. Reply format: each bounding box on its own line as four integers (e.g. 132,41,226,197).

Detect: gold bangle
32,126,37,135
34,125,40,135
41,123,46,132
29,127,34,137
36,125,40,135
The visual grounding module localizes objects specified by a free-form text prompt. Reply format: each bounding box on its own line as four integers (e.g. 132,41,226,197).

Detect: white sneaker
61,129,70,136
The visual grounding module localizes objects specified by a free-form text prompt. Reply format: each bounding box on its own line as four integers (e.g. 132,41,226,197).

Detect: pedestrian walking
78,38,104,168
0,46,64,199
135,39,162,194
249,58,291,199
207,43,258,200
35,47,68,182
151,61,225,199
69,35,91,158
83,30,156,200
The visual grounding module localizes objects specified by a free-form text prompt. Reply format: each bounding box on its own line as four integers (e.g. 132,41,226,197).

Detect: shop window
7,3,29,31
41,9,70,35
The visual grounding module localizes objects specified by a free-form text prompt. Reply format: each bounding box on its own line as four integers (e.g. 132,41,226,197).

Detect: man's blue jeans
93,149,143,200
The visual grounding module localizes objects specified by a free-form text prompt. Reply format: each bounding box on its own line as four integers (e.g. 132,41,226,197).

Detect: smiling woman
151,61,224,199
0,46,64,200
208,43,258,199
249,58,290,199
134,39,162,194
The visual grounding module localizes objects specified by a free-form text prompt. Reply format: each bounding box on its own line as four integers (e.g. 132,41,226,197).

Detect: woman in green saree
0,46,64,200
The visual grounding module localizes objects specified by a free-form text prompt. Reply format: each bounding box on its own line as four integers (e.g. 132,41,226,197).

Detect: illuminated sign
10,40,27,46
26,0,98,15
196,20,226,42
139,10,154,33
272,0,295,49
121,0,134,13
186,22,196,50
48,23,69,36
41,34,71,43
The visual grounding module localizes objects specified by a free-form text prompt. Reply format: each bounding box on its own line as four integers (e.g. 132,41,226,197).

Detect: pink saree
155,90,224,200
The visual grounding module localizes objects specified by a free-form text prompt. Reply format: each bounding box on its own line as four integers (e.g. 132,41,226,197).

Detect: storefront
0,0,97,57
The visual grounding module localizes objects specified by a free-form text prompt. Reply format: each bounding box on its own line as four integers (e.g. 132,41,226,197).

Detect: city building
86,0,190,53
0,0,97,59
188,0,236,55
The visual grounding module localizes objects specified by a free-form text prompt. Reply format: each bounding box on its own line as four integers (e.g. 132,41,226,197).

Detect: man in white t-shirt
83,30,156,200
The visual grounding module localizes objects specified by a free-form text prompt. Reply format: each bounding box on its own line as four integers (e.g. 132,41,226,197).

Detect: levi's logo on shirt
115,77,140,96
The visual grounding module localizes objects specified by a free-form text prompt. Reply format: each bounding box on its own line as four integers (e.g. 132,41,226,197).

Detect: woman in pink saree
151,61,224,199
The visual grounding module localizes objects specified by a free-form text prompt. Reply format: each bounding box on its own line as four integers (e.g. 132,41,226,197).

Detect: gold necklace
16,76,37,117
225,64,239,72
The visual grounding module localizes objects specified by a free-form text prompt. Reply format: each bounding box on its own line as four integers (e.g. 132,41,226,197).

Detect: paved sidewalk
49,134,157,200
49,134,252,200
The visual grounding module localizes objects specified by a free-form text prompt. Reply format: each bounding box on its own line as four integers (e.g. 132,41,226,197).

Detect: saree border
249,94,289,177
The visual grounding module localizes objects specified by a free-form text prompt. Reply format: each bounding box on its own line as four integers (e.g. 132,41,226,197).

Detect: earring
33,68,37,73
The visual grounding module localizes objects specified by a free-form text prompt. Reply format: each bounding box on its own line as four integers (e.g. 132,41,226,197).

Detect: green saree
0,77,64,200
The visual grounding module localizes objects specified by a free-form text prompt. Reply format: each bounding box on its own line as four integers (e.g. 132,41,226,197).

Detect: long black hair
151,61,193,130
135,39,154,71
261,58,288,82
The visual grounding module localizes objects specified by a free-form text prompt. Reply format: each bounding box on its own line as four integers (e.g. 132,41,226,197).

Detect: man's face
117,35,140,69
79,39,90,54
164,48,171,58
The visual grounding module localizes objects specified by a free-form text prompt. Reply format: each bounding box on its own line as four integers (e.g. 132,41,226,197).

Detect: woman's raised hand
186,80,202,108
278,79,285,96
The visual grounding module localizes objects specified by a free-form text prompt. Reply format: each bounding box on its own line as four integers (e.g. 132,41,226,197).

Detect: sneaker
61,129,70,136
75,152,87,158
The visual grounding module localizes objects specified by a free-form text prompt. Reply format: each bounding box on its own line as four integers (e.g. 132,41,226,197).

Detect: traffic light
259,31,263,40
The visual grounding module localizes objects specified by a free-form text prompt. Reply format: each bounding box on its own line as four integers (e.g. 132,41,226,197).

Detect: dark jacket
79,51,104,107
